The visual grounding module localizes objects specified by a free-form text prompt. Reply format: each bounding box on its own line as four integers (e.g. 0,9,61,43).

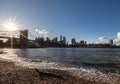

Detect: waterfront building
46,37,51,42
71,38,76,46
109,39,113,46
63,36,66,45
60,35,62,41
79,40,87,47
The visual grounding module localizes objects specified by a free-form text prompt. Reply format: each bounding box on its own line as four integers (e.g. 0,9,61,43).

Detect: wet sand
0,60,108,84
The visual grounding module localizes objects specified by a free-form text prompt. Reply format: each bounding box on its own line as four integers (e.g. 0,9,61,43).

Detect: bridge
0,36,12,39
0,30,34,48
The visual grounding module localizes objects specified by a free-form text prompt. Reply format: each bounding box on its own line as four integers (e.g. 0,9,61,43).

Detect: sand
0,59,109,84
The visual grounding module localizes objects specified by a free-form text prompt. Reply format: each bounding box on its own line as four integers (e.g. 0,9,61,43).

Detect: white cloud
115,32,120,42
35,29,39,32
98,37,107,41
117,32,120,38
35,29,49,35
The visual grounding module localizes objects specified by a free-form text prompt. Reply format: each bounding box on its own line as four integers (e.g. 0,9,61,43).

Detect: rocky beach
0,59,109,84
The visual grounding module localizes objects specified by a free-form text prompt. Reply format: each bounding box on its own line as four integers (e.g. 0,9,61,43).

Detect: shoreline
0,60,108,84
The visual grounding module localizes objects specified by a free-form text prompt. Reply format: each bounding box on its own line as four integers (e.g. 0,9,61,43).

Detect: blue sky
0,0,120,43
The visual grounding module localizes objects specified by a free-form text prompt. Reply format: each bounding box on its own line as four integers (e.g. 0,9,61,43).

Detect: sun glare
1,17,20,31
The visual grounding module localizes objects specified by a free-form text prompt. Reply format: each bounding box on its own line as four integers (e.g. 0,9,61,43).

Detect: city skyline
0,0,120,44
0,29,118,48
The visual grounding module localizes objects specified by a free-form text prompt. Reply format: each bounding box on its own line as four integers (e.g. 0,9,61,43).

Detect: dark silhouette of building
109,39,113,46
58,35,67,47
0,29,119,48
79,40,87,47
45,37,51,47
71,38,76,46
52,37,58,43
60,35,62,41
19,30,28,48
35,36,45,47
63,37,66,45
46,37,51,42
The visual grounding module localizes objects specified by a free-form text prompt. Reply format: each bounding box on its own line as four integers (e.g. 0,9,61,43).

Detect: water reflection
0,48,120,83
14,48,120,64
0,48,21,62
0,48,120,70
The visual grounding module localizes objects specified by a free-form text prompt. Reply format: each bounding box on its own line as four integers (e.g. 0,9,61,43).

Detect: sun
1,17,20,31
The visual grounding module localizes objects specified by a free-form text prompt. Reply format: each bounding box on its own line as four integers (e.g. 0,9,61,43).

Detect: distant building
39,37,44,42
71,38,76,46
85,41,87,45
80,40,84,45
60,35,62,41
52,37,58,43
46,37,51,42
63,36,66,45
19,30,28,48
109,39,113,46
79,40,87,47
54,37,58,43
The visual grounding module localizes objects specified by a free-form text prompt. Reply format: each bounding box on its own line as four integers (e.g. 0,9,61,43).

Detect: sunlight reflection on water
0,48,120,84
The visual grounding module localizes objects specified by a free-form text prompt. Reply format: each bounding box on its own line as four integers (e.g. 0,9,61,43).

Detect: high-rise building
60,35,62,41
46,37,51,42
80,40,85,45
63,36,66,45
84,41,87,45
52,37,58,43
54,37,58,43
79,40,87,47
19,30,28,48
71,38,76,46
109,39,113,46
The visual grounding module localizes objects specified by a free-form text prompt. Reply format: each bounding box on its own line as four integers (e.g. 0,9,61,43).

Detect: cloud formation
35,29,49,35
98,37,107,41
115,32,120,42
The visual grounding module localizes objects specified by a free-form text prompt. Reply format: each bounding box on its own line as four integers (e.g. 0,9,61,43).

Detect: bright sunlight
1,17,20,31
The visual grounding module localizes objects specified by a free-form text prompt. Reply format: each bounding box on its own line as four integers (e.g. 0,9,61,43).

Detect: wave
81,62,120,68
81,62,120,65
15,61,120,84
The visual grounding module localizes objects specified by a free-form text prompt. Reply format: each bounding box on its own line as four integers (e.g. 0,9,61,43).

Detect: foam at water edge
0,49,120,84
14,60,120,84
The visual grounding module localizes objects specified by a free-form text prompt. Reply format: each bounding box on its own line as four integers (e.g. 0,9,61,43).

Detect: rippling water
16,48,120,71
0,48,120,84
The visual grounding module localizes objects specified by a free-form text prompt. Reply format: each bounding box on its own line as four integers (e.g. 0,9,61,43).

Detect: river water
0,48,120,83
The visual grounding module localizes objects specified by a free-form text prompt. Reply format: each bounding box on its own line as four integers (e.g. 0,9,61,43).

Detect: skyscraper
109,39,113,46
63,36,66,45
71,38,76,46
60,35,62,41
